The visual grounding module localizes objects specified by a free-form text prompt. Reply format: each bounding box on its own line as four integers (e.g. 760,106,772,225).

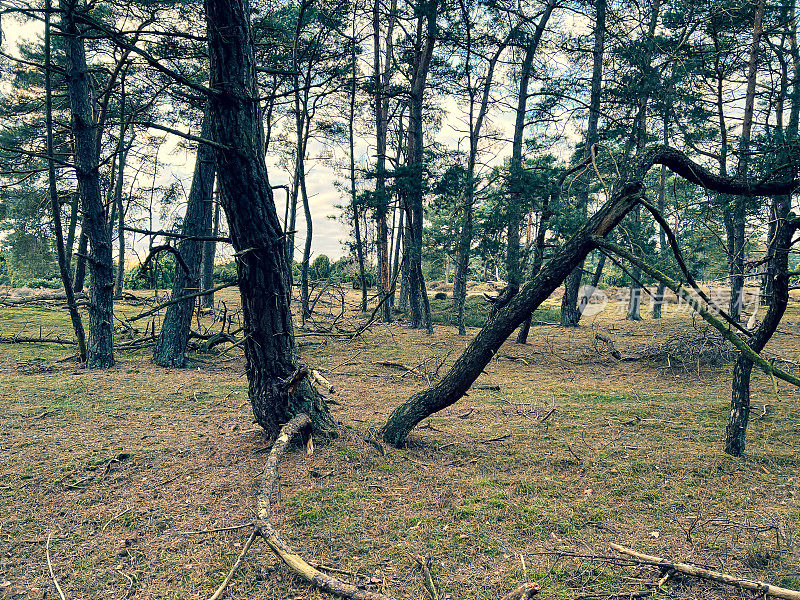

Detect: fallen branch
500,581,541,600
127,282,238,322
46,532,67,600
0,335,78,345
254,414,393,600
412,555,438,600
207,530,257,600
595,333,622,360
610,543,800,600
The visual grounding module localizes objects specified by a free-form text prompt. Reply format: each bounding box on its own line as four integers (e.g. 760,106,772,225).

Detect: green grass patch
427,296,559,328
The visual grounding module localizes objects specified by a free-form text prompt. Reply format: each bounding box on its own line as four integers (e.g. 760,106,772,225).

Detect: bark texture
154,106,216,368
60,0,115,368
205,0,335,436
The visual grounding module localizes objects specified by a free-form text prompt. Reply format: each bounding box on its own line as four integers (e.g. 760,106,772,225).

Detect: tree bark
349,3,367,313
724,194,793,456
201,199,220,310
403,0,438,334
453,1,511,335
60,0,115,369
45,0,86,363
154,104,216,368
729,0,767,322
373,0,397,323
205,0,335,437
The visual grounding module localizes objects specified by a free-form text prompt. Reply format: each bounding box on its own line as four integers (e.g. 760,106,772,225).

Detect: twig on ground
610,543,800,600
207,530,257,600
179,522,255,535
46,532,67,600
102,506,131,532
500,581,540,600
412,555,438,600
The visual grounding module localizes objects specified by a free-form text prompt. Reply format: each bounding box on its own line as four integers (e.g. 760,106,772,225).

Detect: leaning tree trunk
60,0,114,369
200,200,220,310
381,146,798,447
154,106,216,368
205,0,335,437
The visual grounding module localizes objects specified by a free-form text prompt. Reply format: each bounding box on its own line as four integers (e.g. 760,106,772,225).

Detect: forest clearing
1,287,798,600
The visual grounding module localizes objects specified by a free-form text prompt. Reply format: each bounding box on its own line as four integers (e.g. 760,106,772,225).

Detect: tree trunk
112,78,128,300
561,0,605,326
403,0,437,334
60,0,115,369
72,231,88,292
349,5,367,313
200,199,220,310
725,194,792,456
45,0,86,363
730,0,767,322
373,0,397,323
205,0,335,437
453,2,510,335
507,0,556,330
154,105,216,368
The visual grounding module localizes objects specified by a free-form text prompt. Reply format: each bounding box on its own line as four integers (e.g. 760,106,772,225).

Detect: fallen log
0,335,78,345
610,543,800,600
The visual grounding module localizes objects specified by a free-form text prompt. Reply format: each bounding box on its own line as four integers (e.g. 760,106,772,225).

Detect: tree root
208,413,394,600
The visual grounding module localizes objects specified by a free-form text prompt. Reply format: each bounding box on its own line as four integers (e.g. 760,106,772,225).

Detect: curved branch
637,197,750,336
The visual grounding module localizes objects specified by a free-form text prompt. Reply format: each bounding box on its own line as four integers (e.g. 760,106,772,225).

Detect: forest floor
0,285,799,600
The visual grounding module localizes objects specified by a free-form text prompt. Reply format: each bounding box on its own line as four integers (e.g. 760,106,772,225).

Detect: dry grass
0,287,798,600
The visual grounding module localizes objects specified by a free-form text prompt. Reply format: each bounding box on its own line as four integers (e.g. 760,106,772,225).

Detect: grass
0,287,798,599
427,295,560,328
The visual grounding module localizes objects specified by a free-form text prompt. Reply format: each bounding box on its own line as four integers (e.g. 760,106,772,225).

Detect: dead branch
254,414,394,600
0,335,78,345
310,369,335,394
207,530,257,600
500,581,541,600
46,532,67,600
412,555,438,600
595,333,622,360
127,282,237,322
610,543,800,600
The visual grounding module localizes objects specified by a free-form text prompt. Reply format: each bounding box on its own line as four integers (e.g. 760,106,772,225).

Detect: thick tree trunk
381,146,797,447
154,106,216,368
404,0,437,334
60,0,115,369
205,0,335,437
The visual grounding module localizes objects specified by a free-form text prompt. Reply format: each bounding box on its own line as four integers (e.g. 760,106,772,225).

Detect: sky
1,8,581,266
